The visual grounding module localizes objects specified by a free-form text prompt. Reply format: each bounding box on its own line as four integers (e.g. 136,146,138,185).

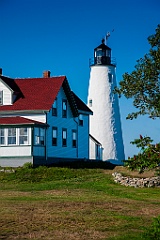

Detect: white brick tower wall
87,40,125,164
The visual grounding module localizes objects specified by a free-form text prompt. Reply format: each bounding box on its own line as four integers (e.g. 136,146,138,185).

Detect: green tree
124,135,160,173
114,24,160,119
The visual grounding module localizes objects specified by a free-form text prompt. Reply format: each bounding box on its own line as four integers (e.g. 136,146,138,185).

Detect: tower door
95,144,100,160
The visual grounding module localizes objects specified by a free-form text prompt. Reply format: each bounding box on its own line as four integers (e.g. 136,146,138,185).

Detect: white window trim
52,127,58,146
0,127,30,146
19,127,29,145
0,90,3,105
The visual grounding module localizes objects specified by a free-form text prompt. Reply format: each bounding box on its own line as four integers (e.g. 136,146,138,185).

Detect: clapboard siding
46,87,90,159
21,114,46,123
47,87,78,158
0,146,32,157
0,80,12,105
77,114,89,158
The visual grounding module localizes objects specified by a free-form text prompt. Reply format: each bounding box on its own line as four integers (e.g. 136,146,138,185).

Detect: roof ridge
15,75,66,80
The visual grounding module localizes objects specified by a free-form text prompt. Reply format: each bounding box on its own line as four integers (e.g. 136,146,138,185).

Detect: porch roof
0,116,47,127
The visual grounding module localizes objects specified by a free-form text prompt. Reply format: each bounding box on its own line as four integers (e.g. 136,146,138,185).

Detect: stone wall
112,172,160,188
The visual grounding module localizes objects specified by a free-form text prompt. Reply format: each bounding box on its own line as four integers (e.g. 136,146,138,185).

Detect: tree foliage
124,135,160,173
114,24,160,119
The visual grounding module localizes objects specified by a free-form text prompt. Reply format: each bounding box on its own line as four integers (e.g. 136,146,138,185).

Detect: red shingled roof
0,116,47,126
0,75,92,116
0,76,65,112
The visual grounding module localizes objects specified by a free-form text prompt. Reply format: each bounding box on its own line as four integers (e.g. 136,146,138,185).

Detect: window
52,127,57,146
79,114,83,126
0,129,5,145
8,128,16,145
0,127,30,146
52,98,57,116
72,130,77,148
19,128,28,145
34,127,45,145
108,73,113,83
34,128,39,145
0,91,3,105
62,128,67,147
89,99,92,107
39,128,45,145
62,99,67,118
106,49,111,57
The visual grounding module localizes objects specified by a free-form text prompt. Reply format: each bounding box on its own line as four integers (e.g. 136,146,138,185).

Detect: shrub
124,135,160,173
143,216,160,240
22,162,33,169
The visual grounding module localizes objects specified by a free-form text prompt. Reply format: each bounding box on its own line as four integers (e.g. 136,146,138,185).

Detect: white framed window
62,99,67,118
0,91,3,105
72,130,77,148
62,128,67,147
8,128,16,145
0,129,5,145
52,127,57,146
19,128,28,145
0,127,30,146
52,98,57,116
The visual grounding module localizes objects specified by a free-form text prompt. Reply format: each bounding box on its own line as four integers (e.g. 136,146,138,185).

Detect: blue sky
1,0,160,158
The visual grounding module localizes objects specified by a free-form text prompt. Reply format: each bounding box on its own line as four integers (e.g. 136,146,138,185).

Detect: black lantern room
94,39,111,65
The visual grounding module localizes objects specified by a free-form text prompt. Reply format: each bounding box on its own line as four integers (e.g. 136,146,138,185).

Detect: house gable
0,76,23,106
0,77,14,105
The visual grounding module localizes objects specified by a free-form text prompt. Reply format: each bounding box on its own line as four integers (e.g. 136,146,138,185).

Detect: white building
88,39,125,164
0,69,93,167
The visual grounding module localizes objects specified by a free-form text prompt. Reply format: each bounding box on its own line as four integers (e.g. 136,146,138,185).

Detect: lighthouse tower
87,38,125,164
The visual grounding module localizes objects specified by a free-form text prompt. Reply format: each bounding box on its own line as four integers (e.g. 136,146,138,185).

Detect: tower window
89,99,92,107
108,73,113,83
106,49,111,57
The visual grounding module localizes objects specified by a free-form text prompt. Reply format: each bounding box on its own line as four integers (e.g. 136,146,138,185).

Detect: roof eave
0,109,49,115
0,123,49,127
78,109,93,115
62,78,79,117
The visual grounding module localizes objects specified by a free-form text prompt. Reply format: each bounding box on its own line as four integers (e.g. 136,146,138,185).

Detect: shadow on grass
48,160,116,170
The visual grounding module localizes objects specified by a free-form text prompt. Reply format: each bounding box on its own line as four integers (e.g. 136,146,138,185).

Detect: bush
124,135,160,173
22,162,33,169
143,216,160,240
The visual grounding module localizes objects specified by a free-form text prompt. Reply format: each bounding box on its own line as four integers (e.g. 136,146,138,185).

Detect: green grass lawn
0,163,160,240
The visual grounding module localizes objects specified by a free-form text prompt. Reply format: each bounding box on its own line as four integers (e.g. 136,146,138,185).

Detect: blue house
0,69,95,167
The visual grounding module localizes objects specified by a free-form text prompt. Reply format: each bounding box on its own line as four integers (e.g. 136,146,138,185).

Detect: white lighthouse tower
87,37,125,164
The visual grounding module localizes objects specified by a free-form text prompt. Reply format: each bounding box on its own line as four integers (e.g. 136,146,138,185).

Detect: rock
112,173,160,188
